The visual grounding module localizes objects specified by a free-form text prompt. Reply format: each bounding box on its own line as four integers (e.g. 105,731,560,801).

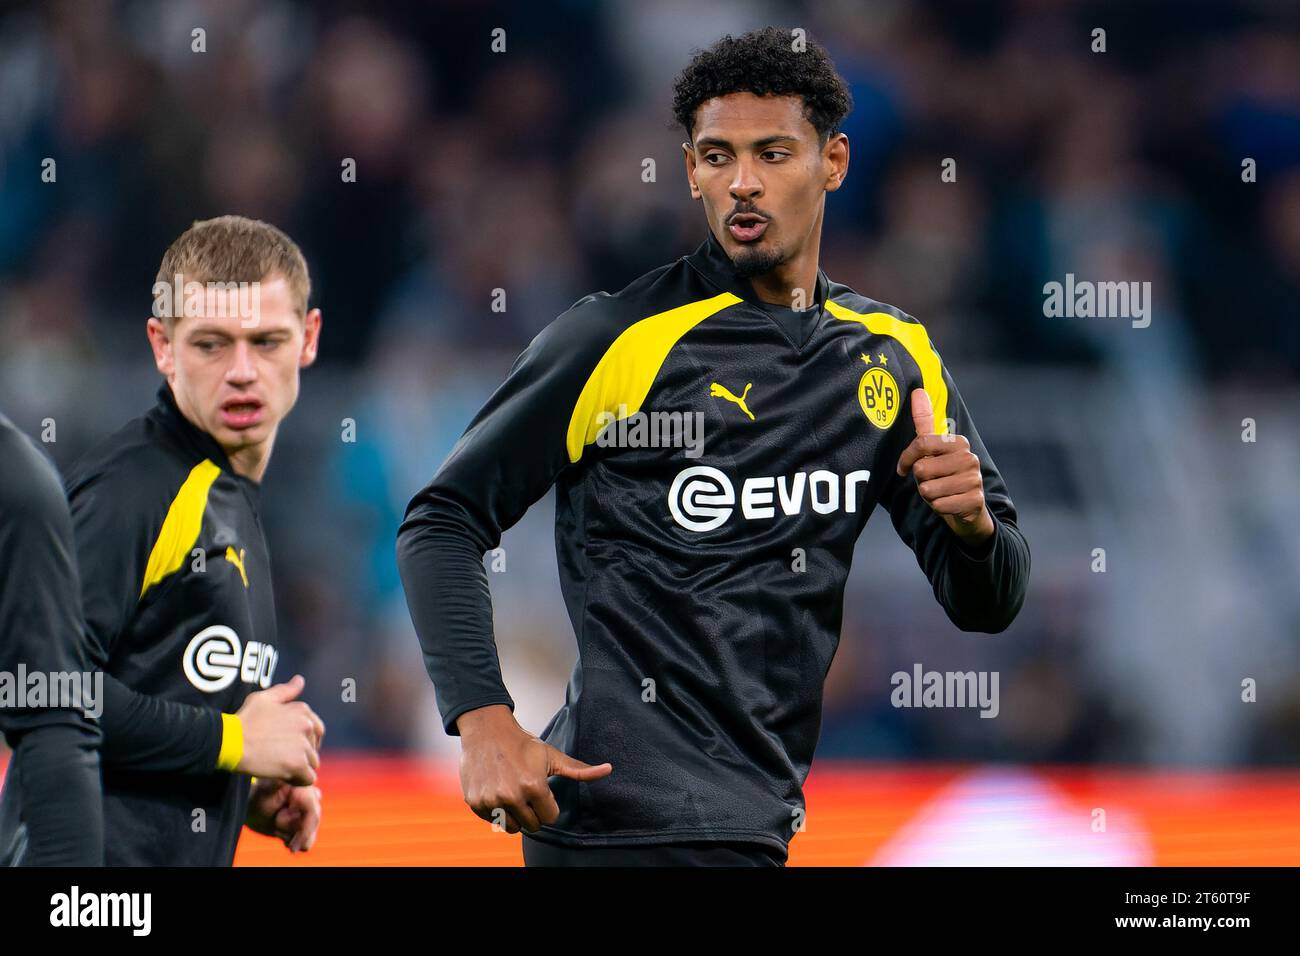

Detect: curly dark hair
671,27,853,145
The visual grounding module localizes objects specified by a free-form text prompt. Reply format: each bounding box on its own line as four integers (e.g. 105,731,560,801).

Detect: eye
704,153,730,165
195,340,221,353
762,150,791,161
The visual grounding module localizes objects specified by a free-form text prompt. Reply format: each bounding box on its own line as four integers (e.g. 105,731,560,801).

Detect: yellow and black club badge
857,352,900,429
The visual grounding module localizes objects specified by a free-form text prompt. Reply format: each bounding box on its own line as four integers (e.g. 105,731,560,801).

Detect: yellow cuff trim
217,713,244,772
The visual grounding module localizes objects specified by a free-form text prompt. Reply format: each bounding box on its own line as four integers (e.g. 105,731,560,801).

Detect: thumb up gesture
894,389,995,546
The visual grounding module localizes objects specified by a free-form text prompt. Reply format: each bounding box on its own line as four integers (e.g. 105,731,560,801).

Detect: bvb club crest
857,353,899,429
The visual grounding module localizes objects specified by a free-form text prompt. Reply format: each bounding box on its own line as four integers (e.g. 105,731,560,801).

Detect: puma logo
224,546,248,588
710,381,755,421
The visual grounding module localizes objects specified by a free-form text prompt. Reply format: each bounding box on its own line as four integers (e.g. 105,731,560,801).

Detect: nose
226,339,257,385
729,157,763,203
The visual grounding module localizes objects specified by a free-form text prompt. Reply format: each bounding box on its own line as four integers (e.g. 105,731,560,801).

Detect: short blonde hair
155,215,311,325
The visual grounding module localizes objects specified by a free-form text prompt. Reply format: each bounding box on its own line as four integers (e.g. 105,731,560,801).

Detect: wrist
455,704,516,741
953,508,997,555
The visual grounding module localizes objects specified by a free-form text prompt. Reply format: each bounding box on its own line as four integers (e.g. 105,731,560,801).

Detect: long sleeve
7,722,104,865
98,672,224,773
877,358,1030,633
68,464,226,772
0,418,104,865
397,301,618,735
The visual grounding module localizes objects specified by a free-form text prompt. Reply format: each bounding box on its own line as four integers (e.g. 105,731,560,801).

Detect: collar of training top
150,382,241,479
684,227,831,313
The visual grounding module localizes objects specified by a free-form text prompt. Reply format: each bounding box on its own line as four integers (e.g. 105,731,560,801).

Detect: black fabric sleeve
67,461,226,772
877,356,1030,633
397,303,617,735
98,672,224,773
66,465,159,667
0,424,98,688
0,420,104,865
8,722,103,866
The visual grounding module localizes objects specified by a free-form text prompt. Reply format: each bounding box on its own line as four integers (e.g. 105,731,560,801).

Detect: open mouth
727,213,769,243
221,397,264,429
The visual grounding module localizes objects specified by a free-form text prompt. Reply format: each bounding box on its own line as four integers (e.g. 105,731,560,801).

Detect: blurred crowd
1,0,1297,765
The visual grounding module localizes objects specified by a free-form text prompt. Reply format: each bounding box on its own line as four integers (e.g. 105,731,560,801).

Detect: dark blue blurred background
1,0,1297,769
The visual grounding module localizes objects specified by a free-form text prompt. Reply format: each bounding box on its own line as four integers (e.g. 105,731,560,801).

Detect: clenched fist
234,674,325,786
246,777,322,852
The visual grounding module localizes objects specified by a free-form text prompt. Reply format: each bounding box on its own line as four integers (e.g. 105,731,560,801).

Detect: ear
299,308,322,368
146,317,175,379
682,142,701,200
824,132,849,193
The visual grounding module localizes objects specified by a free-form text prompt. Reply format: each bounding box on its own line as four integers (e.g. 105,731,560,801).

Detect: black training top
66,384,277,865
397,230,1030,854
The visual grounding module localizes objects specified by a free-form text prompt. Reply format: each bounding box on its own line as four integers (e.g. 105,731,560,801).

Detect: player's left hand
246,778,322,852
895,388,994,546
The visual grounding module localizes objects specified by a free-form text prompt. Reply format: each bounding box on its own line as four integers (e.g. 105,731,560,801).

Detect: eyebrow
185,324,292,338
693,133,801,151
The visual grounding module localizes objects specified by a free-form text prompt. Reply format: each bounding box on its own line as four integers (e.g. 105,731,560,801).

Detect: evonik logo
182,624,277,693
668,465,871,532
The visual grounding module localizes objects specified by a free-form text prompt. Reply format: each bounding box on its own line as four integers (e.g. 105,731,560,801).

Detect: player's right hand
234,674,326,786
455,704,611,834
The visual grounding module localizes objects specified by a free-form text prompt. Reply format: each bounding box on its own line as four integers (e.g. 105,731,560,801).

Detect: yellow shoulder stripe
566,291,742,463
825,301,950,435
139,459,221,598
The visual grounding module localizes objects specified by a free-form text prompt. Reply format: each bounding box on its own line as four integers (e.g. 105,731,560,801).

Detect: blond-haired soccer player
9,216,326,865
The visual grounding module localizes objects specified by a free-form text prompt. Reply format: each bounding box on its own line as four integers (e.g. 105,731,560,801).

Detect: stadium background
1,0,1298,865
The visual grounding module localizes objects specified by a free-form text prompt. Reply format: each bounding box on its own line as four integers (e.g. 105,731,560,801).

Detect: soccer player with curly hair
399,27,1029,866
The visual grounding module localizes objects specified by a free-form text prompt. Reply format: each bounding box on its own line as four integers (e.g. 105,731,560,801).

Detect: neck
168,384,274,482
746,211,823,310
225,433,274,483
